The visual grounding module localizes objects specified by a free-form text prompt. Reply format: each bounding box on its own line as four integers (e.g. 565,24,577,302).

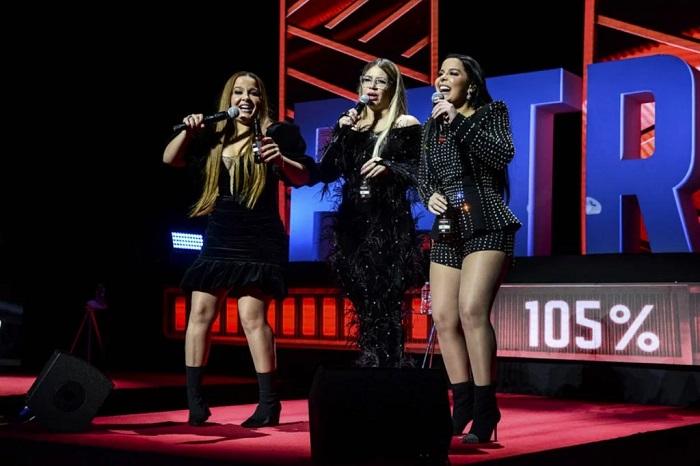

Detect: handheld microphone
353,94,370,114
172,106,240,133
338,95,370,131
432,92,448,142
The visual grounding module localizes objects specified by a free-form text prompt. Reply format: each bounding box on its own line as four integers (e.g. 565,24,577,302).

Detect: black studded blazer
419,100,521,240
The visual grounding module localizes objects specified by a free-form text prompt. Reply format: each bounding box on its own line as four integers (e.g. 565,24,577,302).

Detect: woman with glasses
315,58,422,367
419,54,521,443
163,71,314,427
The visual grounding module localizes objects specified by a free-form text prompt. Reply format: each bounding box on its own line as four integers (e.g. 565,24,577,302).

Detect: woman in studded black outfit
163,71,314,428
419,55,521,443
316,58,422,368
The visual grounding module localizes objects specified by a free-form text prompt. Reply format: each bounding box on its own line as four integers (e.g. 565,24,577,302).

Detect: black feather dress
318,124,423,367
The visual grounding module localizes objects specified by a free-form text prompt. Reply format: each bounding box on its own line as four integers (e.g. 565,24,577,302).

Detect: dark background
2,1,698,387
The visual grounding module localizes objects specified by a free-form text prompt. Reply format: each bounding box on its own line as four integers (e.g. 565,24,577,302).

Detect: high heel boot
462,384,500,443
241,371,281,428
186,366,211,426
452,381,474,435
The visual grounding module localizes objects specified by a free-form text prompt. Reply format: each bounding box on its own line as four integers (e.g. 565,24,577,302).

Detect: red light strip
282,297,296,336
175,297,186,331
401,36,429,58
358,0,422,43
288,67,357,100
226,299,238,334
429,0,438,82
302,297,316,336
597,16,700,54
322,297,337,336
581,0,597,254
325,0,370,29
286,0,311,17
279,0,287,120
288,25,374,61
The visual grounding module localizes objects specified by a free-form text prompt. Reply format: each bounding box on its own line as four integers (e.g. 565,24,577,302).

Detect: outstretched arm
163,114,205,167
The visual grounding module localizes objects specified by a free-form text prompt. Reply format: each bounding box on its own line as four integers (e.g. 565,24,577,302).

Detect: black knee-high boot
451,381,474,435
186,365,211,426
462,384,500,443
241,371,281,428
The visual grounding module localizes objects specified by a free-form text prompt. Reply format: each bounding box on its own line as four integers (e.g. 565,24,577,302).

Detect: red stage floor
2,394,699,465
0,373,254,397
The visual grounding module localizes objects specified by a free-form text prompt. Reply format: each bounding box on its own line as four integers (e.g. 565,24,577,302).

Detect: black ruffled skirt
180,196,288,299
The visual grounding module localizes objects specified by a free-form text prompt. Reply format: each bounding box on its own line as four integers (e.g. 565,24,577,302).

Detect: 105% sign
525,300,660,352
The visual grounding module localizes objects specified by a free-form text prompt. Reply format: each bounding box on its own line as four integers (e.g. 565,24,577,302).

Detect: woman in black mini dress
163,71,314,427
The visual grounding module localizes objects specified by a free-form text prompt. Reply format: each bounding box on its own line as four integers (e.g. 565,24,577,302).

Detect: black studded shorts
431,230,515,269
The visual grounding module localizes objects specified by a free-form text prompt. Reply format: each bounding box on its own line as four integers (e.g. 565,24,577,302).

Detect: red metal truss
279,0,439,121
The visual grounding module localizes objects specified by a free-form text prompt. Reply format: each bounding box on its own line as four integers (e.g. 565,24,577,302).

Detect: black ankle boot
186,366,211,426
452,381,474,435
241,371,281,428
462,384,500,443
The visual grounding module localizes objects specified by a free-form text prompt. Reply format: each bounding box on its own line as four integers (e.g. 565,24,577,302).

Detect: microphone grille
359,94,370,105
226,106,240,119
431,92,445,104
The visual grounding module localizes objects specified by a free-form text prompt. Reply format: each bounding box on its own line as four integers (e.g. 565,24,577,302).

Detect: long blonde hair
191,71,273,216
358,58,408,158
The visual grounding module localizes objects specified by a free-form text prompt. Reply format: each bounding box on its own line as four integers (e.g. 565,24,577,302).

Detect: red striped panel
282,297,296,336
174,296,187,331
226,298,238,334
412,313,428,341
322,297,337,337
302,297,316,336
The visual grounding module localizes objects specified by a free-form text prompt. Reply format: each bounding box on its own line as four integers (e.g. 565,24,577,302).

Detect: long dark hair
445,53,493,110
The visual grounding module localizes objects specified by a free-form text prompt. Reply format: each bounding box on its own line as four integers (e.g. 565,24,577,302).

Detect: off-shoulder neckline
350,124,421,135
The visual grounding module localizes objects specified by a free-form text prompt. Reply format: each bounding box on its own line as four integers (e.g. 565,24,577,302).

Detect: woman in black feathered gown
316,58,423,367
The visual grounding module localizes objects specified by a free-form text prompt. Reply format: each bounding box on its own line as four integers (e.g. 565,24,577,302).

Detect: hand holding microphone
173,106,240,133
339,95,370,129
431,92,457,124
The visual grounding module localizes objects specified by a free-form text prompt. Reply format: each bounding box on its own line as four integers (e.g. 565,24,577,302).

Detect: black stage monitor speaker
26,351,113,432
309,366,452,466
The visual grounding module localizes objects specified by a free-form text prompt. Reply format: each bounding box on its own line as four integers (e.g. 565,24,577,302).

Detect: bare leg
458,251,506,386
430,262,470,384
238,294,275,373
184,289,224,425
238,291,281,428
185,290,225,366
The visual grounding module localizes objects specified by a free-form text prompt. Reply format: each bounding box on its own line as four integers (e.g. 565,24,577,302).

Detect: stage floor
0,373,254,397
2,394,699,465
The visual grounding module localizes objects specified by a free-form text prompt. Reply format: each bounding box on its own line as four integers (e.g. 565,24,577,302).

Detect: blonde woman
316,58,422,368
163,71,313,427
